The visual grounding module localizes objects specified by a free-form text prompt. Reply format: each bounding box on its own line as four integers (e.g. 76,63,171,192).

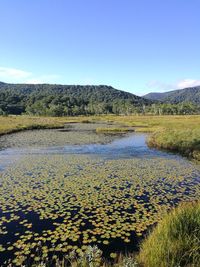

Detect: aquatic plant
0,120,200,265
0,152,199,265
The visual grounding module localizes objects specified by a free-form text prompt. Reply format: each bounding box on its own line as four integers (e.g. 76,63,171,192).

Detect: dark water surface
0,125,199,266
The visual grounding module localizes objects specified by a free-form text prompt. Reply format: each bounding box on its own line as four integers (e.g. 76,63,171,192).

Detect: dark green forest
0,82,200,116
144,85,200,104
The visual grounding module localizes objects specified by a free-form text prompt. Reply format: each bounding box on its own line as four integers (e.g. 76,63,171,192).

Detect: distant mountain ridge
0,82,147,103
0,82,152,115
143,85,200,104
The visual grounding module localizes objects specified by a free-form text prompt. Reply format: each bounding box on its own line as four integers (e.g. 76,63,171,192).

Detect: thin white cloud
0,67,32,80
176,79,200,89
0,66,60,84
81,77,95,85
145,78,200,94
25,75,60,84
25,78,46,84
146,80,174,92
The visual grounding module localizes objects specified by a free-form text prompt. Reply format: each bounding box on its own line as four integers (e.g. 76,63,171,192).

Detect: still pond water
0,123,200,266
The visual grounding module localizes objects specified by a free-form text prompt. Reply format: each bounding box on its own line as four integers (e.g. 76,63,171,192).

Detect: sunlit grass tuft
148,128,200,160
138,201,200,267
96,127,134,133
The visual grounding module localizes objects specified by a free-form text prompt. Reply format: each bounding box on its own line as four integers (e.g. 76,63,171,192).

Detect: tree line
0,83,199,116
0,98,199,116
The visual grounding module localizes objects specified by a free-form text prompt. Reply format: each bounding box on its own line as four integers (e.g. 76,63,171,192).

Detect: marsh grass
1,115,200,136
0,116,95,136
0,114,197,160
94,115,200,160
148,128,200,160
138,201,200,267
96,127,134,133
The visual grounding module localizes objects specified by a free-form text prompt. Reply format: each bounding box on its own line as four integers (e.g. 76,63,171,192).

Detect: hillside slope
143,86,200,104
0,82,151,115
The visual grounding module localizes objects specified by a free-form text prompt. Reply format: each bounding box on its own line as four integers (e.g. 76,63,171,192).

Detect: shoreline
0,115,200,161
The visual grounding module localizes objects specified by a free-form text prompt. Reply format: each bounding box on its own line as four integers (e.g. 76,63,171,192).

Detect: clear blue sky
0,0,200,95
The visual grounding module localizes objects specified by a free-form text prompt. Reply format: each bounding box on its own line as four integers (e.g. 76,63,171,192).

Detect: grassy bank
0,115,91,136
1,115,200,160
138,201,200,267
148,128,200,160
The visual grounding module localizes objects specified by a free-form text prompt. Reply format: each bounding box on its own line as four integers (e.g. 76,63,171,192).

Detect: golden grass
1,114,200,134
96,127,134,133
138,201,200,267
148,127,200,160
0,115,92,135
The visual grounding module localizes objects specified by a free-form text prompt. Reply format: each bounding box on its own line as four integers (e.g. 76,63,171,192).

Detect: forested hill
143,86,200,104
0,82,151,115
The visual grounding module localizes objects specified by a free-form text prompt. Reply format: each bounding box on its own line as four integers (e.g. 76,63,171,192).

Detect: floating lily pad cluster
0,151,200,266
0,123,123,149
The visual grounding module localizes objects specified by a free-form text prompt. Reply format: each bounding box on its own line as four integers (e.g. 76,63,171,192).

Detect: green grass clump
148,128,200,160
96,127,134,133
138,201,200,267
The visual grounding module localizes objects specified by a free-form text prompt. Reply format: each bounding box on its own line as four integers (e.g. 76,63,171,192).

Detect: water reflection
0,133,180,163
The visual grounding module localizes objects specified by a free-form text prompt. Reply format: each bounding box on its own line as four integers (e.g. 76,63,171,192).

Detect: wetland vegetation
0,116,200,266
1,115,200,160
138,201,200,267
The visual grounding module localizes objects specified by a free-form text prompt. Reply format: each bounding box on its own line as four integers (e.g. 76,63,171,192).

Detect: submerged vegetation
0,150,200,265
0,123,122,149
4,202,200,267
0,118,200,266
0,116,87,136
